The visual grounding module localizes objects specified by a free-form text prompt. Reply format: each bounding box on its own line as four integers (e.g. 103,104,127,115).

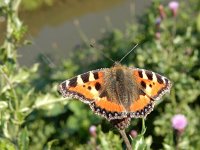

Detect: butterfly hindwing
90,100,127,121
129,89,154,118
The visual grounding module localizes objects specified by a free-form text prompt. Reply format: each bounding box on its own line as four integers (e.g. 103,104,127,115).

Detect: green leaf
47,139,59,150
196,13,200,32
0,101,8,110
0,138,15,150
97,126,122,150
18,128,29,150
131,119,147,150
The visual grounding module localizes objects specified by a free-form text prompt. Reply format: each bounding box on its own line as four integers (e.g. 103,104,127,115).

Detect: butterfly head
113,61,121,66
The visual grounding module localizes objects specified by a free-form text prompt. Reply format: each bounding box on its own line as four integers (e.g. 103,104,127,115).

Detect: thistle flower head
89,125,97,137
168,1,179,16
155,17,162,25
130,130,138,138
171,114,187,131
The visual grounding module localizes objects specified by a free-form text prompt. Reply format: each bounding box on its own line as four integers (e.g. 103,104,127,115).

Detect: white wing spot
89,71,95,81
142,70,148,79
77,75,84,84
152,72,157,82
162,77,166,84
65,80,69,87
146,85,152,94
90,87,99,97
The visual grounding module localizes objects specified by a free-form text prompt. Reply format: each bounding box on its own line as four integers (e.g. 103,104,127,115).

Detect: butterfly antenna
119,43,138,63
90,44,115,63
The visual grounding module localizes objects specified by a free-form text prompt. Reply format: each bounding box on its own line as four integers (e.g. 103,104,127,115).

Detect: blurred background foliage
21,0,54,11
20,0,118,12
0,0,200,149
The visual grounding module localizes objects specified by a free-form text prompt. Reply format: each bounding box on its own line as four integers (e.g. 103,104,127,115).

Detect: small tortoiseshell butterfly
58,62,172,123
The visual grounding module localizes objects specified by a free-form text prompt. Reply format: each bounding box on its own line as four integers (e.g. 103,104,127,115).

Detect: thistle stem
118,129,132,150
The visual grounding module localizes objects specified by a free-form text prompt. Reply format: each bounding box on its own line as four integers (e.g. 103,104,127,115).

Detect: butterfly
58,62,172,123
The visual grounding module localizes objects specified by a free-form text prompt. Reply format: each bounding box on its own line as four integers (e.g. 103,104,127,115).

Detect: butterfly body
58,63,172,121
99,63,140,111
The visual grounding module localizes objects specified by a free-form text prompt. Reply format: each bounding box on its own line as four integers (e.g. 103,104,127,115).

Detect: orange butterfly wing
58,69,127,120
129,68,172,118
58,67,172,119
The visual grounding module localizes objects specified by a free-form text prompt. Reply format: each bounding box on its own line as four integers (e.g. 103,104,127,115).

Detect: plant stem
118,129,132,150
0,67,19,110
5,0,22,61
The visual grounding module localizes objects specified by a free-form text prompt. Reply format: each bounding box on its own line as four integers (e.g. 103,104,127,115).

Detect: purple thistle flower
130,130,138,138
155,17,162,26
168,1,179,17
168,1,179,10
171,114,187,131
89,125,97,137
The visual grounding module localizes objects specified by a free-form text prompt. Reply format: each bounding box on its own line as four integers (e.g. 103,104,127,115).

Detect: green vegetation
0,0,200,149
21,0,54,11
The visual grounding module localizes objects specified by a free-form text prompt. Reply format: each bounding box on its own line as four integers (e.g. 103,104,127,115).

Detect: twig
118,129,132,150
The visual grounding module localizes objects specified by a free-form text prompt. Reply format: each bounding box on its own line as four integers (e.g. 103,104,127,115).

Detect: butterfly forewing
58,69,105,103
132,68,172,100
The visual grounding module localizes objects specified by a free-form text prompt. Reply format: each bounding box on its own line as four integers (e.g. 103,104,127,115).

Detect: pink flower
171,114,187,131
168,1,179,17
155,32,161,40
130,130,138,138
89,125,97,137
